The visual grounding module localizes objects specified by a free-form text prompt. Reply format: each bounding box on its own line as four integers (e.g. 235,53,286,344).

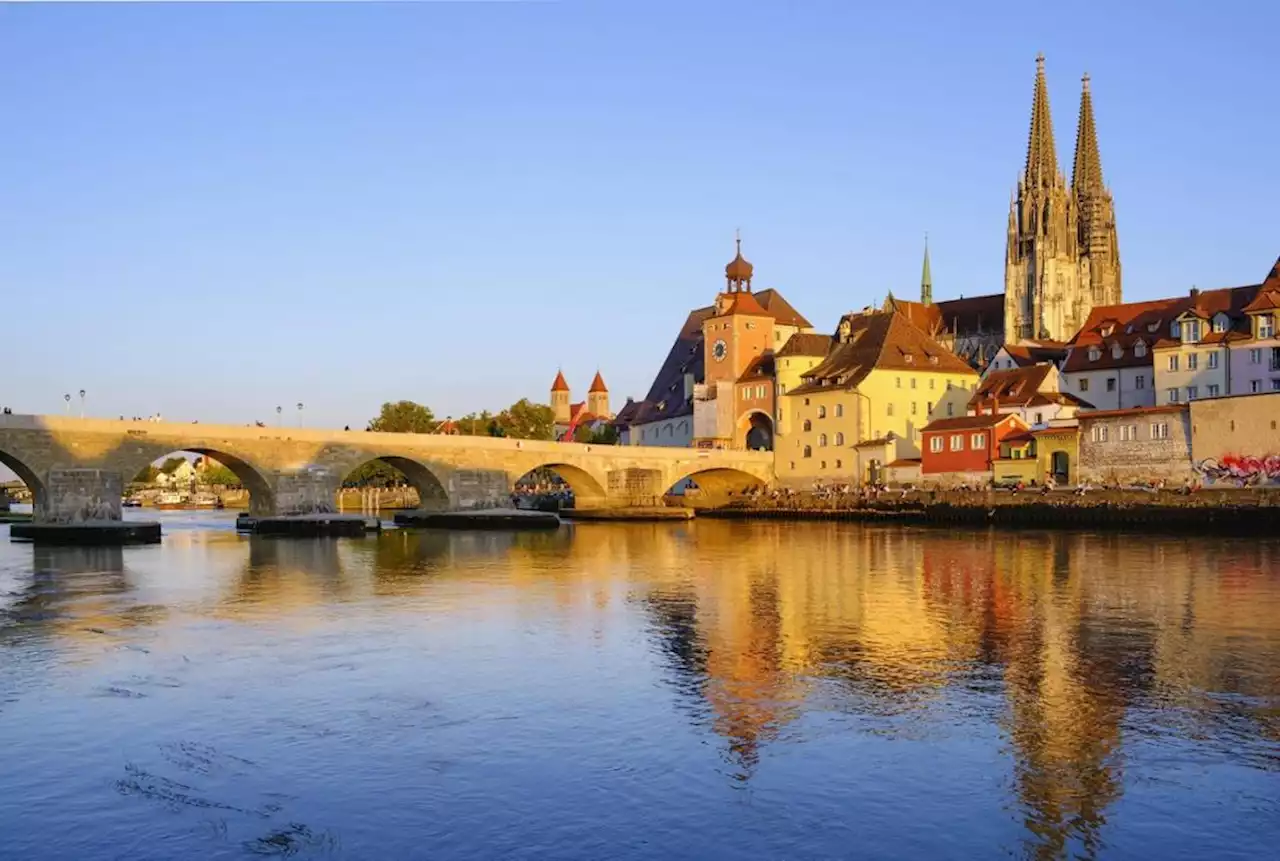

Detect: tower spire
920,234,933,306
1072,73,1104,194
1024,53,1060,189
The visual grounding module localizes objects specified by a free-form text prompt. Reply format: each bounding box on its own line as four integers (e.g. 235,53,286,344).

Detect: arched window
818,433,828,447
817,405,827,418
803,445,812,458
802,419,812,432
835,404,844,418
835,432,845,446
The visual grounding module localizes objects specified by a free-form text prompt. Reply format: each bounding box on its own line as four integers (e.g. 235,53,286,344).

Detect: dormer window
1170,321,1181,338
1212,314,1228,334
1111,343,1123,359
929,355,938,365
904,354,914,364
1183,320,1201,342
1101,324,1114,337
1147,320,1161,333
1088,347,1101,362
1259,315,1275,339
1134,341,1147,358
1125,325,1134,334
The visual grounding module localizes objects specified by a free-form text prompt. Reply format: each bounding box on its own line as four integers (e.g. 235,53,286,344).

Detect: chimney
1190,286,1200,299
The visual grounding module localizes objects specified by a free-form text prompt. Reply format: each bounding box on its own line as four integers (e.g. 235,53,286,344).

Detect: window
1034,412,1043,424
818,405,827,419
947,403,954,417
950,434,963,451
818,433,828,447
820,461,827,469
1168,355,1180,372
1171,321,1181,338
1088,347,1101,362
1250,348,1263,365
835,432,845,446
804,398,810,406
835,460,842,469
1091,425,1109,443
1260,315,1275,339
1252,380,1262,393
802,419,812,432
1112,344,1123,360
1167,388,1180,403
1151,422,1169,440
1187,353,1198,371
1187,386,1199,400
970,432,986,449
887,403,895,417
1207,384,1220,397
896,377,902,388
1212,315,1227,334
1135,342,1147,358
927,401,934,415
1184,320,1201,342
835,404,844,418
929,379,935,390
911,402,918,415
1079,378,1090,392
1106,377,1117,392
930,437,943,453
1272,347,1280,371
789,462,796,470
1136,375,1146,389
757,385,766,398
803,445,812,458
1273,380,1280,392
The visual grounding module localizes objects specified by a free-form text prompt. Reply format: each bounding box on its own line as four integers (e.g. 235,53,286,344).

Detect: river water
0,514,1276,860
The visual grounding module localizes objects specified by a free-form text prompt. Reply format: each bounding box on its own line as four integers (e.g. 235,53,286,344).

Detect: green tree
350,400,436,486
587,424,619,445
456,411,498,436
198,464,241,488
496,399,555,441
367,400,436,434
132,465,160,484
159,456,187,475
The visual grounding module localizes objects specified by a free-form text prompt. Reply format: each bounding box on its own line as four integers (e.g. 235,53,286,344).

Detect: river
1,514,1276,860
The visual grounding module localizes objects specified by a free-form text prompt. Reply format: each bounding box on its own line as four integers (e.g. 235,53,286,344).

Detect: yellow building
778,309,979,483
1034,424,1079,485
773,333,832,436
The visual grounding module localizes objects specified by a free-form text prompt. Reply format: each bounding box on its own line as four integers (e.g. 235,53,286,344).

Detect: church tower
586,371,610,418
1072,73,1122,310
920,236,933,306
1004,55,1081,344
550,370,570,425
702,235,772,386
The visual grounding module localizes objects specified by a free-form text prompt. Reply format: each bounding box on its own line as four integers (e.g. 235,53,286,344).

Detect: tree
159,456,186,475
198,464,241,488
367,400,436,434
132,465,160,484
586,424,619,445
350,401,437,486
495,399,555,441
456,411,498,437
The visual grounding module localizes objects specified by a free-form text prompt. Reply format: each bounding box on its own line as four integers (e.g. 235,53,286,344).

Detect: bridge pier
11,468,160,545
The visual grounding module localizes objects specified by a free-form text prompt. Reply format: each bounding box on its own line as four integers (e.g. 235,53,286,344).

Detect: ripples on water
0,514,1277,860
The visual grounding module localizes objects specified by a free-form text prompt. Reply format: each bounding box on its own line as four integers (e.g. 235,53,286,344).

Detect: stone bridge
0,415,774,522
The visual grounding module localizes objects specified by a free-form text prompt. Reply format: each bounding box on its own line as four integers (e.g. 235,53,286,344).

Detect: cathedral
1003,54,1122,344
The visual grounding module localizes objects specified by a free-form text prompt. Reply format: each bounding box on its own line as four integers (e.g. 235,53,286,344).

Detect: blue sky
1,1,1276,431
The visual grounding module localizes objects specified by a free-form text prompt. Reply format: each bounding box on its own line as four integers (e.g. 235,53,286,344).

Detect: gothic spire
1024,54,1060,189
920,235,933,306
1072,73,1104,194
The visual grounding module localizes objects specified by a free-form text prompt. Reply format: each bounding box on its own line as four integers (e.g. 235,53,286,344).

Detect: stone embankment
703,488,1280,535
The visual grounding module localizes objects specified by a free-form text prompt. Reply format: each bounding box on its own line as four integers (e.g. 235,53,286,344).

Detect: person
344,425,350,432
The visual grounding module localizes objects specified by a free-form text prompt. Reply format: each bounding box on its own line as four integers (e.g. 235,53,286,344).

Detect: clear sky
1,0,1276,431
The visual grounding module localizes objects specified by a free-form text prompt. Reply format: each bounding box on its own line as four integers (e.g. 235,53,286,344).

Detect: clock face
712,339,727,362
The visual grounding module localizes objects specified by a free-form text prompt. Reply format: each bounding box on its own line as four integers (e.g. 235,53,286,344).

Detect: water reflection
1,519,1276,859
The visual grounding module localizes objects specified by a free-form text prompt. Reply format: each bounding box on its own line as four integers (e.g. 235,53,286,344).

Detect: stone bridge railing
0,415,775,522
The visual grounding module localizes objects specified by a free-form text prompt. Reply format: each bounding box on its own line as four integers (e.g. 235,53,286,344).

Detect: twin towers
1003,55,1122,344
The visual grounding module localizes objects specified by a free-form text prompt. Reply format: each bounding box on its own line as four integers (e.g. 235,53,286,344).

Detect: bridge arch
337,455,450,511
0,446,47,511
514,462,609,509
119,447,277,516
666,466,769,508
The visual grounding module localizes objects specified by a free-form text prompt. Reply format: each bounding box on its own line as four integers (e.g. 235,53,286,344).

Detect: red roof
1063,296,1185,372
588,371,608,393
719,290,770,317
1077,404,1188,420
1243,257,1280,312
995,341,1069,369
551,370,570,392
970,364,1054,408
922,413,1026,433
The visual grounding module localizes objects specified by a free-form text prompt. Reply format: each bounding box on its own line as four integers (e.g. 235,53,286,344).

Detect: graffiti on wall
1194,454,1280,486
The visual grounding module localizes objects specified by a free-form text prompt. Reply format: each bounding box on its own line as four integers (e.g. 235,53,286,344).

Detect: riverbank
704,487,1280,535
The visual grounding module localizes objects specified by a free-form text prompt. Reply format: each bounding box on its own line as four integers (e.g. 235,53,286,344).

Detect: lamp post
296,402,304,428
79,389,86,419
276,405,282,427
64,393,71,415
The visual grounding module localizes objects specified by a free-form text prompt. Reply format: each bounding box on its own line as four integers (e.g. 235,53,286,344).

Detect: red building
921,410,1029,481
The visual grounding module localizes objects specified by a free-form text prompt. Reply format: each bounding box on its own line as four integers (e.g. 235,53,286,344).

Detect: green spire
920,234,933,305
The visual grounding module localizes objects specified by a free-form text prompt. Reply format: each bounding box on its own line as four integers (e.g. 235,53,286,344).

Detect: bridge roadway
0,414,774,522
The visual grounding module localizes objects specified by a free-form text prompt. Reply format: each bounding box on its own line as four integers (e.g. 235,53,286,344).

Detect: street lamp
276,405,282,427
64,393,71,415
79,389,86,419
296,402,304,428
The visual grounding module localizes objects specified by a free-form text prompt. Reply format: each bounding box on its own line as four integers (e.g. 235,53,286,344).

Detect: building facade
920,411,1029,487
1188,392,1280,487
1004,56,1121,344
549,370,613,439
1077,405,1192,485
1227,258,1280,397
969,363,1092,427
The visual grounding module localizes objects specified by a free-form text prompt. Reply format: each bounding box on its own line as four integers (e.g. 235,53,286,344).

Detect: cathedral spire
1024,54,1060,189
1072,73,1104,195
920,235,933,306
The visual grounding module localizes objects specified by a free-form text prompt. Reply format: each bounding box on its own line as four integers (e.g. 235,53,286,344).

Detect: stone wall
607,468,664,507
40,468,123,523
1189,392,1280,486
1078,409,1193,485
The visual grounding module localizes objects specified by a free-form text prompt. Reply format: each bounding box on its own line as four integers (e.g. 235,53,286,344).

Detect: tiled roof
613,399,644,425
777,332,833,357
1062,296,1184,372
754,288,812,328
1077,404,1188,420
936,294,1005,335
1026,391,1093,408
998,342,1069,368
1243,258,1280,312
969,364,1054,408
787,309,976,396
737,353,775,382
718,290,770,317
922,413,1024,433
588,371,608,393
551,370,569,392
